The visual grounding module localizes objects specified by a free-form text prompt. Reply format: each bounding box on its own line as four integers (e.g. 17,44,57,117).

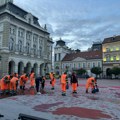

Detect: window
106,55,110,62
83,63,85,68
33,44,36,55
39,46,42,56
28,18,31,24
106,48,110,52
0,56,2,61
98,62,101,67
88,63,90,68
58,53,61,61
93,63,95,67
26,43,30,54
18,40,22,52
9,38,14,51
55,54,57,61
113,56,116,61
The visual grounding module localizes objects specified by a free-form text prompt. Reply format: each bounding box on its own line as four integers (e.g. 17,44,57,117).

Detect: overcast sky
14,0,120,51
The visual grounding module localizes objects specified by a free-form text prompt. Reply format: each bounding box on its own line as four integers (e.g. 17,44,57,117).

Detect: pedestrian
41,76,46,90
60,72,67,96
35,75,42,94
71,72,78,93
30,71,35,88
50,72,56,90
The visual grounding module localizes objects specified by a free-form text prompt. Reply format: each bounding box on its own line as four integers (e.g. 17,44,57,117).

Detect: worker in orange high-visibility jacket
50,72,56,90
71,72,78,94
4,75,11,94
13,73,19,90
0,77,6,94
19,74,29,90
60,72,67,96
10,76,18,95
0,75,11,95
86,76,96,93
30,71,35,88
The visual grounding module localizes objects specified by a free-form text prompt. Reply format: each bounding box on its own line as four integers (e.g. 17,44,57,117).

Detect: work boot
10,90,13,96
62,92,66,96
51,87,54,90
86,90,88,93
13,91,17,95
74,91,77,94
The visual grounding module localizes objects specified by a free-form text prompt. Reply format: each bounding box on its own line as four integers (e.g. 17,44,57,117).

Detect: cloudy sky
14,0,120,51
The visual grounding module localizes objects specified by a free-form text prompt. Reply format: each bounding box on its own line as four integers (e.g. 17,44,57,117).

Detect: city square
0,79,120,120
0,0,120,120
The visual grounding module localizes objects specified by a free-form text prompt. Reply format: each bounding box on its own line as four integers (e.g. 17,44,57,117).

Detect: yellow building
102,36,120,77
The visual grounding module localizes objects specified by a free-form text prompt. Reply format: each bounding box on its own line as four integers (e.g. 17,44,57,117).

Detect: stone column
15,63,18,73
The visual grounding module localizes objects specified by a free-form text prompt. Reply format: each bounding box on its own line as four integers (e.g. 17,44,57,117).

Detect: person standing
71,72,78,93
41,76,46,90
35,75,42,94
30,71,35,88
60,72,67,96
50,72,56,90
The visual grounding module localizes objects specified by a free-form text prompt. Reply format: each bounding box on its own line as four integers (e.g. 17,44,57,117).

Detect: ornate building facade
54,39,102,76
102,36,120,77
54,38,73,74
0,0,53,77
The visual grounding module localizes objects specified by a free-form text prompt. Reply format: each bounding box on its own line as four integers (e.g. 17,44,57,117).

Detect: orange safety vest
61,74,67,84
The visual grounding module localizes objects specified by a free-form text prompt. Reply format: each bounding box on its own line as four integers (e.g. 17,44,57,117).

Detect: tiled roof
102,35,120,44
0,2,40,26
62,50,102,61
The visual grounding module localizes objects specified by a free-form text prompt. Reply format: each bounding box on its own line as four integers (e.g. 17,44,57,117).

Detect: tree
77,68,87,75
111,67,120,78
91,67,102,77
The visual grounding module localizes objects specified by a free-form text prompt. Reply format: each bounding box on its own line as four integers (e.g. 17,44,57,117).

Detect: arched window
18,40,22,52
9,38,14,51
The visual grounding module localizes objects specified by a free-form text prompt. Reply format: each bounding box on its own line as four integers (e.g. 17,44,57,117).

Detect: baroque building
0,0,53,77
102,35,120,77
54,38,73,74
54,39,102,76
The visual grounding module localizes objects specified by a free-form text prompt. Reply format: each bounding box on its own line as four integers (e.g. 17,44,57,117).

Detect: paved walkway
0,79,120,120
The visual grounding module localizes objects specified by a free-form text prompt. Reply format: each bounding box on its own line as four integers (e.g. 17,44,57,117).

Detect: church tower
0,0,13,6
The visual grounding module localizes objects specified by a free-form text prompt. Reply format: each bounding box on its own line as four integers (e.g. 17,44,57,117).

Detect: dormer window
28,18,31,24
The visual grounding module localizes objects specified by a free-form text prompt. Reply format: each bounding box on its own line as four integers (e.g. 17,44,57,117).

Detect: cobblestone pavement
0,79,120,120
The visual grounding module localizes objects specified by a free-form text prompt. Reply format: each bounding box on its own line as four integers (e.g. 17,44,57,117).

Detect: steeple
0,0,13,6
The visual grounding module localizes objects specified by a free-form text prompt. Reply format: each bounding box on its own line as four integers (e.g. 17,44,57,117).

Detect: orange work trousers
61,83,66,92
72,83,77,91
86,83,94,91
10,82,16,91
30,78,35,87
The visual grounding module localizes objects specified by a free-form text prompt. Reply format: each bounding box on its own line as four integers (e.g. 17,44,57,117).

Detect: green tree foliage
111,67,120,77
91,67,102,77
77,68,87,75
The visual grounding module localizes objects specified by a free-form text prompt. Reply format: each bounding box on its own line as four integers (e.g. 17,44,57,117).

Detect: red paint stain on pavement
52,107,112,119
116,92,120,98
33,102,64,112
111,86,120,89
8,97,18,100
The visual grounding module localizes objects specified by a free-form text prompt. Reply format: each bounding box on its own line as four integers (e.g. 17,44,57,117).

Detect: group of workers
0,71,36,95
0,71,99,96
60,72,99,96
